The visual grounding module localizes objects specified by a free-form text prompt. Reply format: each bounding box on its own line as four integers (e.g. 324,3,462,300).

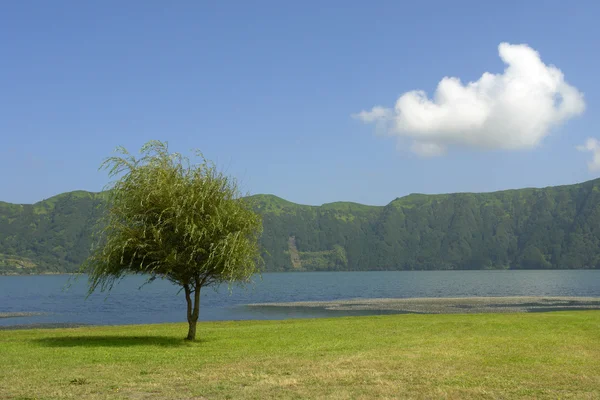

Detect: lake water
1,270,599,327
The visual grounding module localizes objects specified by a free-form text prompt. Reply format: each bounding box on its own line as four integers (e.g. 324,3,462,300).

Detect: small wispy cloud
577,138,600,172
354,42,586,156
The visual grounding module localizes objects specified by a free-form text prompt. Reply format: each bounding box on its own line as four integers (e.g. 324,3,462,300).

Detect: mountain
0,191,108,275
3,179,600,274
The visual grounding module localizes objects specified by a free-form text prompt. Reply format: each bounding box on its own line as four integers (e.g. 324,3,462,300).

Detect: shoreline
2,269,600,277
3,296,600,331
0,312,45,319
0,322,88,330
248,296,600,314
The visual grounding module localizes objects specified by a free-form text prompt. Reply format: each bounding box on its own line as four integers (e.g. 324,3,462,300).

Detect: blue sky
1,0,599,205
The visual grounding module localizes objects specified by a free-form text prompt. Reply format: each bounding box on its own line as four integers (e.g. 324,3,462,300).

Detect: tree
83,141,263,340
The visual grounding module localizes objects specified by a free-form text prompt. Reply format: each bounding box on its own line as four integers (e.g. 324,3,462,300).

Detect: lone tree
83,141,263,340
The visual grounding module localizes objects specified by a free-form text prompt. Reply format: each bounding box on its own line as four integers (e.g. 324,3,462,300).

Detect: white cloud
353,106,391,122
577,138,600,172
354,42,586,156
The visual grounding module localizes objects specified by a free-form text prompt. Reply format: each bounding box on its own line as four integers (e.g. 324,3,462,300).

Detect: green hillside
3,179,600,274
0,191,107,274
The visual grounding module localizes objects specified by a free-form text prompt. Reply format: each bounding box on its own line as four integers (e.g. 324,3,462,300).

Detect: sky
1,0,599,206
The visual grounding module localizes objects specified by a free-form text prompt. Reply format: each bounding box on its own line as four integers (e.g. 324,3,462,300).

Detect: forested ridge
3,179,600,274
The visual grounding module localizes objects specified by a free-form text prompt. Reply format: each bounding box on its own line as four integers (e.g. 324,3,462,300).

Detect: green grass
1,312,599,399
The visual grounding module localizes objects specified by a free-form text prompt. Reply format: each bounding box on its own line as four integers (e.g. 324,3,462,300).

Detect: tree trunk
186,318,197,341
184,283,201,341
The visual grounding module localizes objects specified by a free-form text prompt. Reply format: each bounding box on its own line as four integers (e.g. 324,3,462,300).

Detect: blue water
1,270,599,327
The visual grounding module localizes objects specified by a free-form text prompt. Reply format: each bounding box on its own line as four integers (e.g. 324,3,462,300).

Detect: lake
1,270,599,327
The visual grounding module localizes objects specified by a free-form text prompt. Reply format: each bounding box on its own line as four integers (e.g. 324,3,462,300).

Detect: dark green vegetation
84,141,263,340
0,191,108,275
1,312,599,399
4,178,600,274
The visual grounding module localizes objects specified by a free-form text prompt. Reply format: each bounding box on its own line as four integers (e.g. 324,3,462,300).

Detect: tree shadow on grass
34,335,200,348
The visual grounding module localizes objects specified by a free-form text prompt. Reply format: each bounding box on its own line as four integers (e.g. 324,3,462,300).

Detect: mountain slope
2,180,600,274
0,191,107,274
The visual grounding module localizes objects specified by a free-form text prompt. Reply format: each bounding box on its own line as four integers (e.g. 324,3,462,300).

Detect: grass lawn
1,311,599,399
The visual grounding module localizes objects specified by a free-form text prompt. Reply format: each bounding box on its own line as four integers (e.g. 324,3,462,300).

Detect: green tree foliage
82,141,263,340
3,178,600,275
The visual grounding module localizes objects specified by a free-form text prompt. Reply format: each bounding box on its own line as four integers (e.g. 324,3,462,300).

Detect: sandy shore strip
247,296,600,314
0,312,44,319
